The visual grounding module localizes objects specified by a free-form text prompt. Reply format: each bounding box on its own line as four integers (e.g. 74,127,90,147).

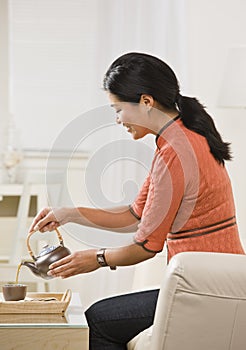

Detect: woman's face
108,93,152,140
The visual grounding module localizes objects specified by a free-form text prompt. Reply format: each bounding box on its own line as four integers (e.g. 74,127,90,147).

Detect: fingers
36,221,60,233
49,255,72,270
29,207,58,232
29,207,51,232
48,255,73,278
34,212,56,231
47,250,100,278
49,266,76,279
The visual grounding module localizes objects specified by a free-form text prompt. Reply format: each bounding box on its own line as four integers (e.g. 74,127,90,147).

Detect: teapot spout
21,261,41,277
21,261,52,280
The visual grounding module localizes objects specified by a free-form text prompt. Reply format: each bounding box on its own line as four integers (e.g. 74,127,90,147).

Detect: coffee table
0,292,89,350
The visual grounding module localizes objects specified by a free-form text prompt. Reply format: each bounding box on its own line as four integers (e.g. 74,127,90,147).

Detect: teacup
2,284,27,301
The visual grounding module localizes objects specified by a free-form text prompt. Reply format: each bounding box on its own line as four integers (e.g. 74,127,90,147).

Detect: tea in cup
2,284,27,301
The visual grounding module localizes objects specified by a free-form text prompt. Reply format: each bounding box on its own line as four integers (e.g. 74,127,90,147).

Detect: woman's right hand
29,207,71,233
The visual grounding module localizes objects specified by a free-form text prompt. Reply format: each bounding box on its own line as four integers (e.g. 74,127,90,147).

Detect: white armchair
128,251,246,350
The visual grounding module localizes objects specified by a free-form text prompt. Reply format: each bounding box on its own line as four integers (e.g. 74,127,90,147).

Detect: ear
139,94,154,108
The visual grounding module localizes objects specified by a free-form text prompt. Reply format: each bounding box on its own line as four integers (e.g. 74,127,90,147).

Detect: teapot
21,228,71,279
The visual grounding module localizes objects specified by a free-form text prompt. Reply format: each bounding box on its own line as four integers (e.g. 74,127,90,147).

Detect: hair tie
176,93,182,109
176,92,182,102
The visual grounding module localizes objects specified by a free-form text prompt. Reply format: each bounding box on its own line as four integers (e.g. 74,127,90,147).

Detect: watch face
96,250,116,269
98,256,104,263
97,250,107,266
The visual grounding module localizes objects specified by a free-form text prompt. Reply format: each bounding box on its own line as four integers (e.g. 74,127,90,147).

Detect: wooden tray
0,289,71,314
0,313,68,324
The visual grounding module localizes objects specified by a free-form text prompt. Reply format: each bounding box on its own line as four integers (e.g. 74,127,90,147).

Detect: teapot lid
37,244,58,258
26,228,65,261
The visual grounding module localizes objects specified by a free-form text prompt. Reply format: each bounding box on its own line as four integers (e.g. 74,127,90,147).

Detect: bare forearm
69,205,139,232
104,243,156,267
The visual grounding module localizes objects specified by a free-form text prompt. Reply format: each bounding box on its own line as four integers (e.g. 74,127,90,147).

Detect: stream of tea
15,262,23,284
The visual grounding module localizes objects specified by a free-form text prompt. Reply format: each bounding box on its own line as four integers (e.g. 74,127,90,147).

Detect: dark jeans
85,289,159,350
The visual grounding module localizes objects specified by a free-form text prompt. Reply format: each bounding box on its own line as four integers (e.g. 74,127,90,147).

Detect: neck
147,107,179,135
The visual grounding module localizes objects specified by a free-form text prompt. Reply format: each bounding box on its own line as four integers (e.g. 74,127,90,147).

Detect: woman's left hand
47,249,99,278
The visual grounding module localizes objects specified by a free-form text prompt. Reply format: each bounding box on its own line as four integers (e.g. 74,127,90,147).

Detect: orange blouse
131,118,245,261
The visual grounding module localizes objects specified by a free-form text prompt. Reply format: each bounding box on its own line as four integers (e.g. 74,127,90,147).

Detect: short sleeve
134,150,185,253
130,174,151,220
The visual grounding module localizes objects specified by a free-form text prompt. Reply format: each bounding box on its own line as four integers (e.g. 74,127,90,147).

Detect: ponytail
177,95,232,165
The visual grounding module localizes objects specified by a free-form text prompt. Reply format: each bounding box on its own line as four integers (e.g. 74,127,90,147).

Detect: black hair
103,52,231,165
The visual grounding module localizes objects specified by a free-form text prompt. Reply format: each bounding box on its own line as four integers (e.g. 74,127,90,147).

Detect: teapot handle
26,228,64,260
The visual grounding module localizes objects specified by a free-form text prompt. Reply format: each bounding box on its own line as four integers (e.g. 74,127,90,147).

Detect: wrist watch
96,248,117,270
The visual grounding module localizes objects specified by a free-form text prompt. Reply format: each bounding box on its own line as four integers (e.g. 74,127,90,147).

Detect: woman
29,52,244,349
